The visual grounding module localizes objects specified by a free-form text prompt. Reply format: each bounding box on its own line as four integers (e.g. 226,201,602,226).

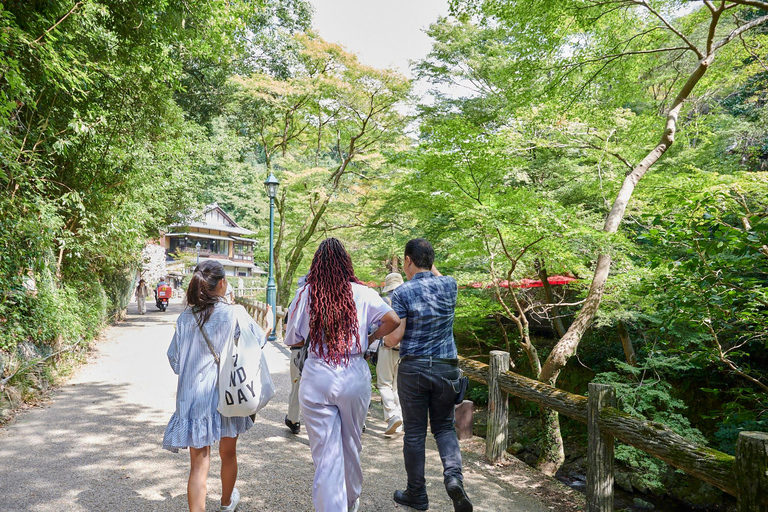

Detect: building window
233,242,253,261
234,243,252,254
201,239,228,255
169,237,188,253
170,237,228,256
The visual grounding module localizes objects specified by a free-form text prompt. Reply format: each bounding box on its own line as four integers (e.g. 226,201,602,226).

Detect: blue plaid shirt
390,271,458,359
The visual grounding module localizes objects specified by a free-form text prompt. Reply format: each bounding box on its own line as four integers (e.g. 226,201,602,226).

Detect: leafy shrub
466,383,489,405
0,270,107,354
714,414,768,455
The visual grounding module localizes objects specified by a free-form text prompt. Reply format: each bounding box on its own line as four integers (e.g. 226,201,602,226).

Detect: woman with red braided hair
285,238,401,512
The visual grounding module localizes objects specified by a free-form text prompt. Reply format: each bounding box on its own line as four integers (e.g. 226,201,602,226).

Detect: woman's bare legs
220,436,238,506
188,446,211,512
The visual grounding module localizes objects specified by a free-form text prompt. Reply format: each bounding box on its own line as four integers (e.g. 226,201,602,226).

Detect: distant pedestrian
377,272,405,436
162,260,273,512
135,279,149,315
284,238,400,512
385,238,473,512
225,280,235,304
284,273,308,435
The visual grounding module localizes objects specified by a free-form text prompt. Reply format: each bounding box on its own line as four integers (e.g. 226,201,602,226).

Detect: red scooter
155,284,172,312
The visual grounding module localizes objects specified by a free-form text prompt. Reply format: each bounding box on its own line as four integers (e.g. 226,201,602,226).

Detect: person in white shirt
285,274,307,435
225,280,235,304
135,279,149,315
377,272,405,435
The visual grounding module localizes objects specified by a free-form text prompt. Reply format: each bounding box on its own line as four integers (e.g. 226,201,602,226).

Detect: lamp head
264,173,279,199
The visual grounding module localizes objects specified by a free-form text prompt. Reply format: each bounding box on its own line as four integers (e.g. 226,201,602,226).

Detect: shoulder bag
200,307,276,417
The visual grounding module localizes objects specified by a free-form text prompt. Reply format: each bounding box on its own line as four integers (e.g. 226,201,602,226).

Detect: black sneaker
393,489,429,511
284,415,300,435
445,477,472,512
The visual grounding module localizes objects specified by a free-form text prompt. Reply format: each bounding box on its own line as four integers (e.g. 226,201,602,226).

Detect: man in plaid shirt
384,238,473,512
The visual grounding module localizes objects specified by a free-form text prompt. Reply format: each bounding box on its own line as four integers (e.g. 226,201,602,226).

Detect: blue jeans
397,358,464,495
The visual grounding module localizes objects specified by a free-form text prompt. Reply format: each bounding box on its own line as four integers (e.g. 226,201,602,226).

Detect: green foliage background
2,0,767,499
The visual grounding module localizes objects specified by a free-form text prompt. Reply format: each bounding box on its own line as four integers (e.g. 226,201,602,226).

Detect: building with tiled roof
163,204,265,277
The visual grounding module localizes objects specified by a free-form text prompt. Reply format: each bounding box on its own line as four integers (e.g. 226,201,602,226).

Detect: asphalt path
0,298,553,512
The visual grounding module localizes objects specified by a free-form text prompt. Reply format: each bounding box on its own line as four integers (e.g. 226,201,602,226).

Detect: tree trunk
388,254,399,273
277,195,331,307
508,291,562,473
535,258,567,338
528,41,727,475
617,320,637,367
537,407,565,476
274,189,287,304
539,52,716,391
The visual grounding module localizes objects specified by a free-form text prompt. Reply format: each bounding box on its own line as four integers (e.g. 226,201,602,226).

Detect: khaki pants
137,296,146,315
376,347,401,421
287,347,302,423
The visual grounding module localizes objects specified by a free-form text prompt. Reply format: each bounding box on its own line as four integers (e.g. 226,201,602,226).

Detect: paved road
0,299,554,512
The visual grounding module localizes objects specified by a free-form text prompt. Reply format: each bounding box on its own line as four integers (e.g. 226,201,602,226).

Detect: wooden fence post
736,431,768,512
486,350,510,462
587,383,616,512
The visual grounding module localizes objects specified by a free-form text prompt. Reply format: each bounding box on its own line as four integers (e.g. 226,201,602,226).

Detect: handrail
234,287,265,299
236,297,285,339
458,355,767,510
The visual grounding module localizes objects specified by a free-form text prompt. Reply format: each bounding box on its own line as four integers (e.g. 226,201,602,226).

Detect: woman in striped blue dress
162,260,272,512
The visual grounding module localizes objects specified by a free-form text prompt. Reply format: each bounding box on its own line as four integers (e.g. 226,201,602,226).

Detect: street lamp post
264,173,279,341
195,241,201,267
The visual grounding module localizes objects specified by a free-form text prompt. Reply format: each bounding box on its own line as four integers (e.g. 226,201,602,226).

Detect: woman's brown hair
186,260,226,327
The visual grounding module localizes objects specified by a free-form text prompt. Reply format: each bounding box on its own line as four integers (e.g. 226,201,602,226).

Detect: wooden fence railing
236,298,286,340
460,351,768,512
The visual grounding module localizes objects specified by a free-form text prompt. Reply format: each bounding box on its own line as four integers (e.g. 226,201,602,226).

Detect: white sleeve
284,287,310,346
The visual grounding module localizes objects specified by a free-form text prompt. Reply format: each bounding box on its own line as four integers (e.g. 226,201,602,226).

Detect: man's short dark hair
404,238,434,270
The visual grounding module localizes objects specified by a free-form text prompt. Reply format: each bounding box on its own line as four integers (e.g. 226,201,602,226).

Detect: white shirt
284,282,392,356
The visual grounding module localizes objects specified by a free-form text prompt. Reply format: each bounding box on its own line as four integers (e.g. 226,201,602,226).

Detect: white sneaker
220,487,240,511
348,497,360,512
385,416,403,436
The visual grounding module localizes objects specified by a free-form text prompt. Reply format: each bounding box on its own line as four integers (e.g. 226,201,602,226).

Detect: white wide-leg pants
300,356,371,512
376,347,401,421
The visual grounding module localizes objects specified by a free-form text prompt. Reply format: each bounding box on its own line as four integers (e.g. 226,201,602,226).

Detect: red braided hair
304,238,362,366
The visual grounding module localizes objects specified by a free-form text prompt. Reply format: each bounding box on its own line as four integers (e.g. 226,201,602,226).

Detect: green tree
0,0,307,350
227,33,411,305
411,0,768,473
